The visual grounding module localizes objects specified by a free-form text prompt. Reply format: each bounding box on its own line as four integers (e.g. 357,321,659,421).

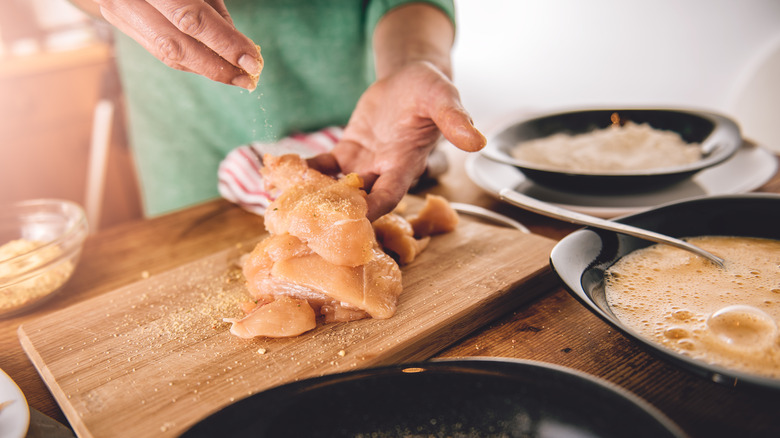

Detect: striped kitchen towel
218,126,448,215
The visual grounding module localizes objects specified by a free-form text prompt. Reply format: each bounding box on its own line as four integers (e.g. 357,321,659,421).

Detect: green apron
113,0,455,216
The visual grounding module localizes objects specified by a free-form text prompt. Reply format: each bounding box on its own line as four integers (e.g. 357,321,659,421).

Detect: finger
433,103,487,152
205,0,233,26
99,4,192,73
419,78,486,152
359,172,380,193
364,168,419,221
308,152,380,195
331,140,384,191
147,0,263,77
306,153,341,176
100,2,256,89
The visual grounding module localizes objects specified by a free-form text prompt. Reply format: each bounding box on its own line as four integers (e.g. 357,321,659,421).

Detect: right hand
94,0,263,89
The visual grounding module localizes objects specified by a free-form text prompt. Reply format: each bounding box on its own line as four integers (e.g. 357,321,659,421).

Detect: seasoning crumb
257,348,266,355
337,349,346,357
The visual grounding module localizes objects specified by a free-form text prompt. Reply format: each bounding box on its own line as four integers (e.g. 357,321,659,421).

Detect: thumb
433,103,486,153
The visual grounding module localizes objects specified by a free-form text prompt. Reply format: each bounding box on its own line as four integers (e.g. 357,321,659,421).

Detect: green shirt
114,0,455,216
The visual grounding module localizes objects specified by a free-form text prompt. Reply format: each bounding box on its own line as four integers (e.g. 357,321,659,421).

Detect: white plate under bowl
466,141,778,218
0,368,29,438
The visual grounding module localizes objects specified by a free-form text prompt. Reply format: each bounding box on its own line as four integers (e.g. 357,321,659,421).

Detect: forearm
373,3,455,80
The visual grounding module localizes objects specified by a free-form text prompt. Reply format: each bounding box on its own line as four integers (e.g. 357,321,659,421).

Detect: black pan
180,358,686,438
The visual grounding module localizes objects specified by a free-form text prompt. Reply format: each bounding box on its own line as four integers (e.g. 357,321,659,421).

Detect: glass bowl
0,199,88,318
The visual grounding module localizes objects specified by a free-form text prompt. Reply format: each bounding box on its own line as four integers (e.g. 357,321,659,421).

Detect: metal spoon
498,188,726,268
450,202,530,233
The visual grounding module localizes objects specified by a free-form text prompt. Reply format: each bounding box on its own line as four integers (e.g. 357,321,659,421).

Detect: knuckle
154,34,185,65
171,6,207,35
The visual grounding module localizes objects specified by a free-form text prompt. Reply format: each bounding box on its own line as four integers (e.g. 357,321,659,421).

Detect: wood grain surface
5,146,779,438
18,215,557,438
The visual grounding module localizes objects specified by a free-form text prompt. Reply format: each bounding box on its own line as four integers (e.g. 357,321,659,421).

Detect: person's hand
93,0,263,89
308,61,486,221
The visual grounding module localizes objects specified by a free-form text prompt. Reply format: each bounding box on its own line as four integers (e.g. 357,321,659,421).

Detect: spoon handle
498,188,725,268
450,202,531,233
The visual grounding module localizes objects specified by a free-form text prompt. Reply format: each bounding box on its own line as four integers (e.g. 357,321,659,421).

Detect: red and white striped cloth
218,126,343,215
218,126,448,215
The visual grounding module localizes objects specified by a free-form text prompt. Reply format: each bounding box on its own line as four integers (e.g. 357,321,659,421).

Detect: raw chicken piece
241,233,402,322
372,213,430,265
224,155,460,339
261,154,375,267
225,296,316,338
260,153,335,193
408,194,459,237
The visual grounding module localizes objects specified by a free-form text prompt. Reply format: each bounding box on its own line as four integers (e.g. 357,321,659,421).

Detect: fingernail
231,74,255,90
238,54,261,76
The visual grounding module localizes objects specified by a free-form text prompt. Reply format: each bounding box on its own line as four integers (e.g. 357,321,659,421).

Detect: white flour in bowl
510,121,702,173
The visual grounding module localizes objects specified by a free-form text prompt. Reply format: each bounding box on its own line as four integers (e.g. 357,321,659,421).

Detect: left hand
308,61,485,221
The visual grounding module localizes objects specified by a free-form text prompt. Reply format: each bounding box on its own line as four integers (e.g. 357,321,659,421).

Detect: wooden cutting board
19,217,557,438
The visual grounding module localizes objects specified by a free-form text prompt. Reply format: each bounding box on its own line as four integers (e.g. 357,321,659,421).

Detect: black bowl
550,193,780,391
180,358,686,438
481,108,741,193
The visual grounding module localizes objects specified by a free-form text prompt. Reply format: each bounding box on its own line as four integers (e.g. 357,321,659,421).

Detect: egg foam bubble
605,236,780,379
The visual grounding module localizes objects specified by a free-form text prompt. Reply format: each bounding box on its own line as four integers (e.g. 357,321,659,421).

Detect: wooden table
3,147,780,437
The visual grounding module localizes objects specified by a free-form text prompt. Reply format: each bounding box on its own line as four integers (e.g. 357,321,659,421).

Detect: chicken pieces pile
225,154,458,338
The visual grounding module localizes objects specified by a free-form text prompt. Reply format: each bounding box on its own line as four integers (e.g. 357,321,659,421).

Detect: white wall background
451,0,780,150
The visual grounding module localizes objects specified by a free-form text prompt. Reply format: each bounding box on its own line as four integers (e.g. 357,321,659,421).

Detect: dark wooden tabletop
2,146,779,438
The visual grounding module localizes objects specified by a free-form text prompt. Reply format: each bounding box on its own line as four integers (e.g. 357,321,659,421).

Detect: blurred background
0,0,139,231
452,0,780,145
1,0,779,231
